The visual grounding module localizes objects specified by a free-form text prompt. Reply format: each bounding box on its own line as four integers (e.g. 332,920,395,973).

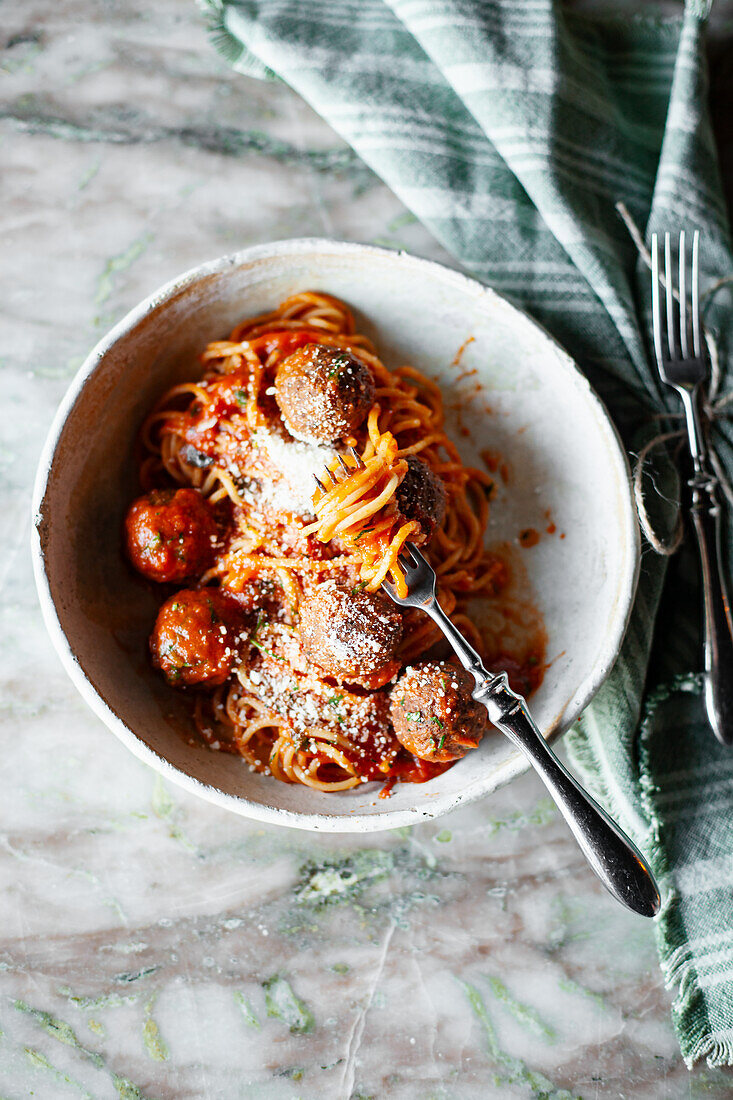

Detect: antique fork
651,231,733,746
315,455,659,914
379,543,660,918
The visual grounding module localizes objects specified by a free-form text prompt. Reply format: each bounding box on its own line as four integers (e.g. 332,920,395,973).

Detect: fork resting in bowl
316,440,661,916
382,542,660,918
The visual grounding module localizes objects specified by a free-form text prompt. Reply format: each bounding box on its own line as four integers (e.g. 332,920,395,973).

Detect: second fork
651,230,733,746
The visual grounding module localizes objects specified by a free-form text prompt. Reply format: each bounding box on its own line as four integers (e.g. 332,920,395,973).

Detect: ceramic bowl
32,239,639,832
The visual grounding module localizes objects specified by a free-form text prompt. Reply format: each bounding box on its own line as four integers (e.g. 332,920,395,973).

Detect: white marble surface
4,2,733,1097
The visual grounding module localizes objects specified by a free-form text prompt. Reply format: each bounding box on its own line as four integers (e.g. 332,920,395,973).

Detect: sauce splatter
480,449,511,485
448,336,486,438
452,335,476,367
455,367,478,384
519,528,540,549
542,508,565,539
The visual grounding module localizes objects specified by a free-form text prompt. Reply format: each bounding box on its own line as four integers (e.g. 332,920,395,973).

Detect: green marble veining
94,233,153,316
13,1002,156,1100
141,997,169,1063
2,102,366,173
263,977,315,1035
234,991,260,1030
484,976,557,1042
1,33,42,75
460,983,579,1100
76,153,102,191
23,1047,94,1100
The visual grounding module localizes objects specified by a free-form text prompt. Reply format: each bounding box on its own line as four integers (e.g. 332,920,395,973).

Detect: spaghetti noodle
127,292,543,795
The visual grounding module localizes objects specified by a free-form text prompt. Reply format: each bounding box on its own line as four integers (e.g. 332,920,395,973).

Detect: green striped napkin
201,0,733,1066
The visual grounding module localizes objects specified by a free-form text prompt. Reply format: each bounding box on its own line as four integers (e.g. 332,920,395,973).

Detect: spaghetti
127,292,544,795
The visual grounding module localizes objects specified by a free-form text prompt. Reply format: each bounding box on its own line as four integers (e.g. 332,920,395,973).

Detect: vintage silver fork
316,456,660,915
380,543,660,918
651,231,733,746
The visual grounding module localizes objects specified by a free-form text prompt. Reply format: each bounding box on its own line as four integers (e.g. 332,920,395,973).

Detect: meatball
274,343,375,444
125,488,217,584
298,581,402,681
150,588,244,687
389,661,486,762
396,456,447,540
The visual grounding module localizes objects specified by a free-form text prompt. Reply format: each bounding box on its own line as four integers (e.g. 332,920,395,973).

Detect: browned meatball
150,588,244,687
389,661,486,762
125,488,217,584
396,456,447,540
298,581,402,681
274,343,375,444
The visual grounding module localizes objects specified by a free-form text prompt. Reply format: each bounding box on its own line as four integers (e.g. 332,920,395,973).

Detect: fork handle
421,604,660,917
474,675,661,917
689,471,733,746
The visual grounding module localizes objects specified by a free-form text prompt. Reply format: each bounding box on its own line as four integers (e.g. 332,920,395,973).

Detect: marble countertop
4,3,733,1097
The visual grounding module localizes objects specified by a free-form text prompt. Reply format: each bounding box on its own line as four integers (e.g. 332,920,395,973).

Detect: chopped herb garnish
353,527,374,543
234,388,248,408
167,662,192,682
351,581,368,596
430,717,445,728
437,733,446,751
147,533,162,550
326,354,350,379
326,694,344,708
404,710,423,722
250,638,283,661
248,610,283,661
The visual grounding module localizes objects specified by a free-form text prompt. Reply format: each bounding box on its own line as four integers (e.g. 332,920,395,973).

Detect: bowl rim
31,237,640,832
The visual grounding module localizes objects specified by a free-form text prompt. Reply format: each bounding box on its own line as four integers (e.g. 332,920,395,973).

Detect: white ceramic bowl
32,239,639,832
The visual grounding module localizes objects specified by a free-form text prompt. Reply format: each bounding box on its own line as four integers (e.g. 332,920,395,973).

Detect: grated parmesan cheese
256,427,337,516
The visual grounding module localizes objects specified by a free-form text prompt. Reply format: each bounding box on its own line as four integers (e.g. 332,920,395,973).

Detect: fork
379,544,660,918
651,231,733,746
315,455,660,915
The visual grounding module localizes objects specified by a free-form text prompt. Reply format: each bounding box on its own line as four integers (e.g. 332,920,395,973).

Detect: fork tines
650,230,702,365
312,445,366,494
